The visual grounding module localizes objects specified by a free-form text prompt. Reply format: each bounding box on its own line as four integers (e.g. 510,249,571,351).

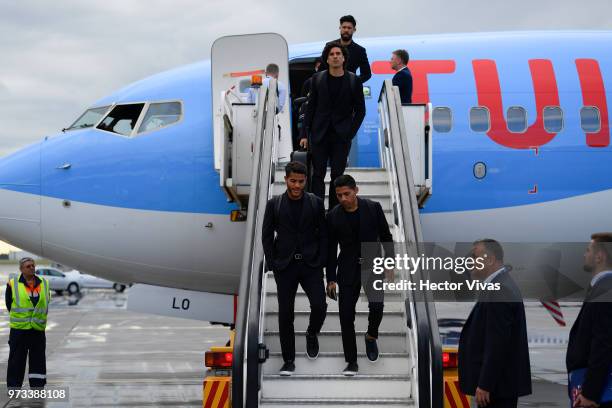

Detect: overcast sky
1,0,611,253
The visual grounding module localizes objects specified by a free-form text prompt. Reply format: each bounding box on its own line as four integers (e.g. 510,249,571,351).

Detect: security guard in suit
5,257,50,389
566,233,612,408
458,239,531,408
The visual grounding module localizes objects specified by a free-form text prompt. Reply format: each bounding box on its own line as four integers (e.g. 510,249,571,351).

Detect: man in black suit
302,42,366,209
458,239,531,407
390,49,413,104
326,175,394,376
319,15,371,84
566,232,612,408
262,161,328,376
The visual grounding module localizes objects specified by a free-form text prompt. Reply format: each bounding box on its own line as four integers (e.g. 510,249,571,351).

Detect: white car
34,267,127,295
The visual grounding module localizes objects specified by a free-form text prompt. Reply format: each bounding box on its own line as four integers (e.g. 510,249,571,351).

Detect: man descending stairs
259,167,415,407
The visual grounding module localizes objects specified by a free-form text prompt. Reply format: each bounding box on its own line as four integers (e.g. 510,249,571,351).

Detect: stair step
261,374,411,399
265,310,406,332
264,330,408,353
265,352,411,375
264,292,404,313
274,168,389,183
263,293,405,312
260,397,414,408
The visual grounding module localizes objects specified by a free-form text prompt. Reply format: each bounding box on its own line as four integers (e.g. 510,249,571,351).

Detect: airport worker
566,233,612,408
319,15,371,84
5,257,50,389
326,175,394,376
301,42,366,210
262,161,328,376
458,239,531,407
390,49,413,104
248,63,288,113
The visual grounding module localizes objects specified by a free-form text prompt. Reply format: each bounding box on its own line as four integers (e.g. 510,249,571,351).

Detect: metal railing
232,79,279,408
379,79,443,408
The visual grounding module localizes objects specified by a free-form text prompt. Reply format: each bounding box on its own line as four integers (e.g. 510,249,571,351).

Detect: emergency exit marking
172,297,190,310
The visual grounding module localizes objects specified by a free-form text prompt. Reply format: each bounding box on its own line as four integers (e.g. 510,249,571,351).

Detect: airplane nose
0,142,42,254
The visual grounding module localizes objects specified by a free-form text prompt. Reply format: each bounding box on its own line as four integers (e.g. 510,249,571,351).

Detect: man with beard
319,15,371,84
566,233,612,408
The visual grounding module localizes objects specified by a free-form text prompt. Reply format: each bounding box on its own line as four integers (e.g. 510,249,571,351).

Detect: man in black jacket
458,239,531,407
320,15,371,84
262,161,328,376
302,42,366,209
566,233,612,408
390,49,413,104
326,175,394,376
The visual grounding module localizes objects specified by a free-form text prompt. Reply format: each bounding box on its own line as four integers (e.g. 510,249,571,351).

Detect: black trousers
7,329,46,388
311,132,351,209
274,260,327,362
338,273,384,363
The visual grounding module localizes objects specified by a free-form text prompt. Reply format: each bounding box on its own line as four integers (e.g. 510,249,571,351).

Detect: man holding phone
326,175,394,376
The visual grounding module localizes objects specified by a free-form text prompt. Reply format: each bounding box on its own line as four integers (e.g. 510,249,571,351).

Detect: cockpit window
138,102,182,134
67,106,110,130
96,103,145,136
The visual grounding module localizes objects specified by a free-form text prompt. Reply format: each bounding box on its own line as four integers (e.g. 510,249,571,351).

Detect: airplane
0,30,610,323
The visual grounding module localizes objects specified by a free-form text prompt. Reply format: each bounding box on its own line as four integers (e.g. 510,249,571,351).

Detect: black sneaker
279,361,295,376
342,362,358,376
365,334,379,362
306,333,319,360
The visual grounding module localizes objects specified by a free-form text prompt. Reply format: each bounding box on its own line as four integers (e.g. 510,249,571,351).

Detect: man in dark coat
566,232,612,408
326,174,394,375
319,15,371,84
458,239,532,407
301,42,365,209
262,161,328,376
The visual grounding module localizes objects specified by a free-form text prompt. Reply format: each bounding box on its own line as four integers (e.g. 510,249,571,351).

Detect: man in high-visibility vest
5,257,50,389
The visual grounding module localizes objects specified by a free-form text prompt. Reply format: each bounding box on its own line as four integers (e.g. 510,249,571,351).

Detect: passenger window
97,103,145,136
580,107,601,132
432,107,452,133
138,102,182,134
67,106,110,130
543,106,563,133
470,107,490,132
507,106,527,133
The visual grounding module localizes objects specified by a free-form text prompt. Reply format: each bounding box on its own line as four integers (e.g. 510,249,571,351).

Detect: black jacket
262,192,327,272
304,70,366,144
392,67,413,104
320,40,371,84
566,274,612,403
458,270,532,399
326,198,394,285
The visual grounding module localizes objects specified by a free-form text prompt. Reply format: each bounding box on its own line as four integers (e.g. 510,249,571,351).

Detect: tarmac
0,266,228,407
0,266,578,407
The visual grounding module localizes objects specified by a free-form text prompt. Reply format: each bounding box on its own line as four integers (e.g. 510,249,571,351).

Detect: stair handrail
379,79,443,408
232,79,279,408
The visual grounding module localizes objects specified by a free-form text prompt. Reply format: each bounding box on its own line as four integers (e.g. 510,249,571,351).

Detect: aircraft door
211,33,290,199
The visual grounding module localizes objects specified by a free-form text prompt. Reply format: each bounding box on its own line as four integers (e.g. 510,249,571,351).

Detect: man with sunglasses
5,257,50,390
